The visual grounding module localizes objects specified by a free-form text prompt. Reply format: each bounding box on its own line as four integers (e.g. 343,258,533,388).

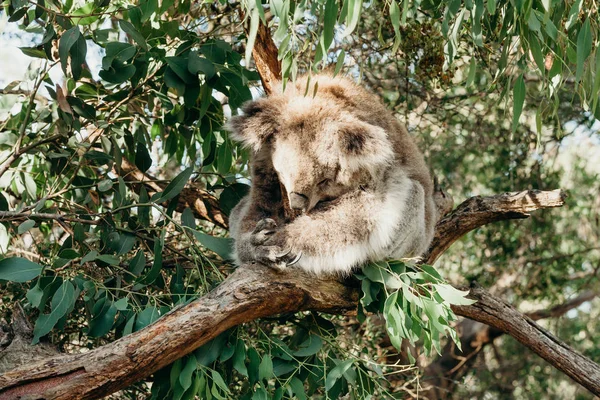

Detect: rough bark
423,189,566,264
0,265,358,400
250,22,281,95
423,290,600,399
3,189,595,400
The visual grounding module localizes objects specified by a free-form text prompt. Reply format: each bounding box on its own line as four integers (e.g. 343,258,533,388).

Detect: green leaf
114,233,136,255
23,173,36,199
362,263,402,289
135,141,152,172
512,75,525,132
166,57,196,84
434,284,476,305
233,339,248,376
59,26,80,75
138,186,150,227
288,376,307,400
565,0,582,31
188,52,216,78
26,282,44,308
70,35,87,80
340,0,362,38
191,230,233,260
17,220,35,234
134,306,160,331
139,236,163,285
195,333,226,366
33,280,76,343
0,257,43,282
293,334,322,357
389,0,400,38
576,18,592,82
155,167,193,203
258,354,273,381
179,354,197,391
211,370,229,394
114,297,128,311
88,299,118,337
58,249,80,259
98,179,113,192
245,6,260,66
325,359,354,390
181,207,196,229
322,0,337,52
247,347,260,384
19,47,47,59
119,20,148,50
219,183,250,216
334,50,345,76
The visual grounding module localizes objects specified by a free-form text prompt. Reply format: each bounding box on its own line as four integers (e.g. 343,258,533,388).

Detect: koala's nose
289,192,309,211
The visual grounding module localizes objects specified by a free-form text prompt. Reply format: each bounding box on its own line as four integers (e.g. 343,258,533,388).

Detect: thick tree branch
0,265,357,399
450,286,600,395
1,189,591,399
423,289,600,399
423,189,567,264
249,22,281,95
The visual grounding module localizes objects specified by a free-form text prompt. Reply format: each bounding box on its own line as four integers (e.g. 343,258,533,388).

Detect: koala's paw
251,219,302,270
250,218,278,245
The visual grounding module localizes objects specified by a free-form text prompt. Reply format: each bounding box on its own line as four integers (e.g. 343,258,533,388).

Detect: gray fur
228,74,436,275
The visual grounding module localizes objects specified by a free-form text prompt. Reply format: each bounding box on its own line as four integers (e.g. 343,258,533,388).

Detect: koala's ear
228,98,280,151
337,121,394,172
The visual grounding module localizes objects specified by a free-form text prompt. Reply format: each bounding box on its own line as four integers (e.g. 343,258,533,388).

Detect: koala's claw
286,251,303,266
255,246,301,271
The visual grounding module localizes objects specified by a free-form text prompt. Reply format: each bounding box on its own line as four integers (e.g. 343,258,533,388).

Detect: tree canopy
0,0,599,399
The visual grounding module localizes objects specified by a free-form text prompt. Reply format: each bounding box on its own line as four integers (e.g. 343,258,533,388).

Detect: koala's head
229,80,394,213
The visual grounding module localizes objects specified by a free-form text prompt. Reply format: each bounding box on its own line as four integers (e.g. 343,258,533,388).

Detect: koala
227,74,437,275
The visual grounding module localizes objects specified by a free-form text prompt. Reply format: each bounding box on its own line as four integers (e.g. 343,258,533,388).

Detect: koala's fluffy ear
228,98,280,151
337,121,394,174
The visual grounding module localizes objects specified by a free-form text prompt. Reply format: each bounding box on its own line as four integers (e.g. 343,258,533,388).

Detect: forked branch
3,189,592,400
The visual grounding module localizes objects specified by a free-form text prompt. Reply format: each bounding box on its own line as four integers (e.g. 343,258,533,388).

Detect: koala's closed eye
318,178,331,187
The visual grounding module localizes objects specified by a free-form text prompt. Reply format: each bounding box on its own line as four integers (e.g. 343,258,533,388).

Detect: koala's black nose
289,192,309,211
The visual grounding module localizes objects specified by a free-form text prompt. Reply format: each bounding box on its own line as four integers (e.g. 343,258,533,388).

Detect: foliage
0,0,599,398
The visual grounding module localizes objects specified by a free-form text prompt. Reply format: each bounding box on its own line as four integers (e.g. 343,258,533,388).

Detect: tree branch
423,289,600,399
450,286,600,395
424,189,567,264
2,189,592,399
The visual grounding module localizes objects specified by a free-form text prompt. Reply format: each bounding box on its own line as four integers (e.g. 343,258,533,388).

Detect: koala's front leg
249,218,302,270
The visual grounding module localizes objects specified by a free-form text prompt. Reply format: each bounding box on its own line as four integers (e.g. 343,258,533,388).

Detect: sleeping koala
228,74,437,275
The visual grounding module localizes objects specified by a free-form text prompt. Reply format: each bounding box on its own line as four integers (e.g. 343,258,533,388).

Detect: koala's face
228,78,396,214
271,134,349,213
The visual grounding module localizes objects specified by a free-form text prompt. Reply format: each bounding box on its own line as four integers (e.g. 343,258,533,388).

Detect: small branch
0,211,98,225
527,290,599,320
118,158,228,229
424,189,567,264
0,134,63,179
250,22,281,95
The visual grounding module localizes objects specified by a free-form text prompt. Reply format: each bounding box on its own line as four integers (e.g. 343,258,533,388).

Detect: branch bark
423,289,600,399
423,189,567,264
3,189,594,400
